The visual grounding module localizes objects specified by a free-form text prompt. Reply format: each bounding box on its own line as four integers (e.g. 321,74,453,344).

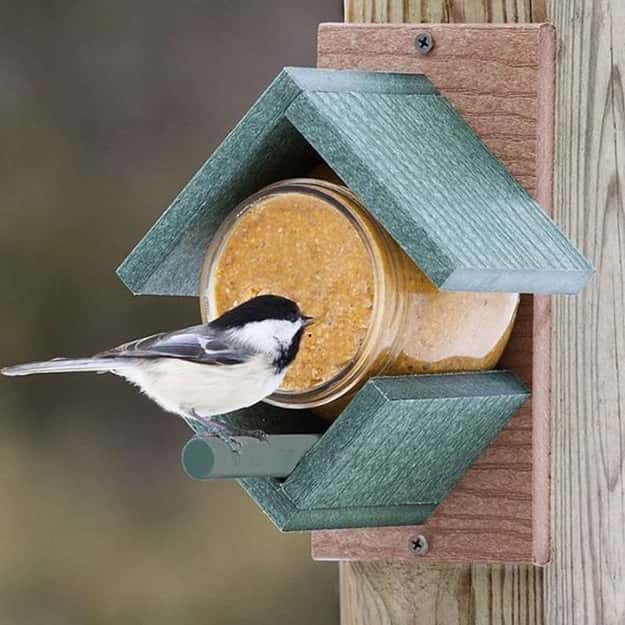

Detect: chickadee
2,295,313,448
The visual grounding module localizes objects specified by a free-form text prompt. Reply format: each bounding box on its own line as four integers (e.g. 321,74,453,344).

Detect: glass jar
200,179,519,418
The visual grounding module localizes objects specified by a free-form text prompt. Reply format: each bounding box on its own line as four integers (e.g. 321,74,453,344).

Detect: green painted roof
118,67,591,295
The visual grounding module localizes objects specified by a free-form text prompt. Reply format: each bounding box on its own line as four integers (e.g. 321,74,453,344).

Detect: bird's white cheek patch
235,319,301,353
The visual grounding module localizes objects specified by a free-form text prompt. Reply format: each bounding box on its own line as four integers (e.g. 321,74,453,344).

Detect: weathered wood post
336,1,624,623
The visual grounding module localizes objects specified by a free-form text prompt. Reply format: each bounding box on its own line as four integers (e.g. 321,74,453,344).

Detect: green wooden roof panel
287,89,592,292
118,67,591,297
117,70,319,295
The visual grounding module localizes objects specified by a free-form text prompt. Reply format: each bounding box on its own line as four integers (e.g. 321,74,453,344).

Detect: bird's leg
188,410,269,452
211,418,270,444
189,412,242,453
181,414,199,432
207,417,270,445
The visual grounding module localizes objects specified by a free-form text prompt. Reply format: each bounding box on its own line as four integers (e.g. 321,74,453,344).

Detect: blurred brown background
0,1,342,623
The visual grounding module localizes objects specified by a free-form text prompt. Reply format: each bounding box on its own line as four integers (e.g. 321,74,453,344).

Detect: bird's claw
217,433,244,454
244,429,270,444
189,412,269,453
193,430,243,454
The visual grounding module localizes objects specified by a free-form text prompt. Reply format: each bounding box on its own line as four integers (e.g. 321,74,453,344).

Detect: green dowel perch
182,434,321,479
180,402,326,480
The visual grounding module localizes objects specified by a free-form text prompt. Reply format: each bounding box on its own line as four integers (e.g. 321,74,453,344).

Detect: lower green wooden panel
240,476,438,530
233,371,528,532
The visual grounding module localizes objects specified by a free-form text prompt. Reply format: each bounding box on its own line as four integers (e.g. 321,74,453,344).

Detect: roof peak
282,67,438,96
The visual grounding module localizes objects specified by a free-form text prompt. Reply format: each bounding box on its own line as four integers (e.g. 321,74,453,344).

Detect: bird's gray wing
97,324,251,365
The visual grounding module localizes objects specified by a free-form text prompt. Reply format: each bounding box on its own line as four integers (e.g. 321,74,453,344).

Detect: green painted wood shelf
117,67,592,297
235,371,528,531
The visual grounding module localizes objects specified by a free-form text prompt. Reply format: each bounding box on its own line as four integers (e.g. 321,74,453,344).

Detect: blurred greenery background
0,1,342,623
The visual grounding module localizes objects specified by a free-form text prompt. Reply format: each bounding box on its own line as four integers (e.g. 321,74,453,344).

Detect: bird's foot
189,412,269,453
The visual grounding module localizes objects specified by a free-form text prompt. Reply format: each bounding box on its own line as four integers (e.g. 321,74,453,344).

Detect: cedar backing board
311,22,554,565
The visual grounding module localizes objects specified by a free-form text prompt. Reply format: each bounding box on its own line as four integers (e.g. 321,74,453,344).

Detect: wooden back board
311,23,554,565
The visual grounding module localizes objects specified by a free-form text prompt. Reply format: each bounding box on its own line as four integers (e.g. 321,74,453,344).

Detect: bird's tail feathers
1,357,130,377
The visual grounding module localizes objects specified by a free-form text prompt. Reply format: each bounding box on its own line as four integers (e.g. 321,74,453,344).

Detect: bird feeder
117,24,591,564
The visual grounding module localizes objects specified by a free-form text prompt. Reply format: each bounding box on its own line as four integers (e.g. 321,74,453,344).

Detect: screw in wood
415,32,434,55
408,534,429,555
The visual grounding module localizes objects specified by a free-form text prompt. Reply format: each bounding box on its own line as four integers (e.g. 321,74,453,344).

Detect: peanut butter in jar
200,179,519,417
211,188,374,392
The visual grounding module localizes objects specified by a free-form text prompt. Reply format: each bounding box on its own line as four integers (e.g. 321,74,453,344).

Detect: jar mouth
199,178,397,409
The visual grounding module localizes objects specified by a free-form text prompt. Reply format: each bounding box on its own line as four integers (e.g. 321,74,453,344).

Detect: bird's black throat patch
274,328,304,373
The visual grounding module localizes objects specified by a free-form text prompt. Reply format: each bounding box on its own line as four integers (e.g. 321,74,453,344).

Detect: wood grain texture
332,0,552,625
313,23,554,565
289,82,590,293
318,23,550,196
313,299,543,562
117,68,434,295
344,0,546,23
545,1,625,624
118,61,590,295
284,373,528,508
117,69,317,296
239,372,528,531
340,562,544,625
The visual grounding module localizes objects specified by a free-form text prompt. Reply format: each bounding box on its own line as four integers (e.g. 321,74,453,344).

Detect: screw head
415,32,434,55
408,534,429,555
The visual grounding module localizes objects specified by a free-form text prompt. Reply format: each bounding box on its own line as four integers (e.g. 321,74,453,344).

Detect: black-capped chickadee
2,295,313,447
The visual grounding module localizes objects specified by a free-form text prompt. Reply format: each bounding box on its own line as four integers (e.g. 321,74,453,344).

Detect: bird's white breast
119,355,284,419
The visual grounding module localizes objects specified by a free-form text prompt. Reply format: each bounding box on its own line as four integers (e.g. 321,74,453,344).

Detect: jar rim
199,178,397,409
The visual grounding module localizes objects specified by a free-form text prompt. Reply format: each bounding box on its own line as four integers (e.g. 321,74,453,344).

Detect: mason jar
199,178,519,418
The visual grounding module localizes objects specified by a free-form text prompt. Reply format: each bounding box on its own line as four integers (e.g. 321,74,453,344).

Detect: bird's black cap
210,294,303,329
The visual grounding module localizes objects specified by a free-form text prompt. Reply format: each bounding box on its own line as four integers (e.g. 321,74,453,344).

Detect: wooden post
340,0,624,623
545,1,625,623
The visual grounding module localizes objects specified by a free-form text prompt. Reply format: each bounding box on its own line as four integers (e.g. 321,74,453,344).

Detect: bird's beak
302,315,315,327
